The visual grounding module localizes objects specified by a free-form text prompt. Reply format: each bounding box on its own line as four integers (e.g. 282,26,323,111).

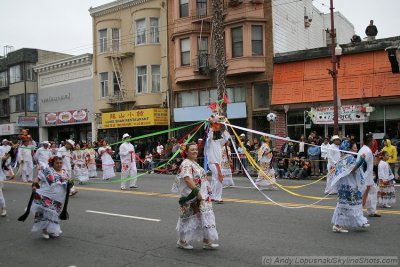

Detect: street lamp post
329,0,340,135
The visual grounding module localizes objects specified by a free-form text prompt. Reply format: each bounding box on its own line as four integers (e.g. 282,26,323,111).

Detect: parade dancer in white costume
206,122,230,204
221,141,234,188
325,135,341,194
30,156,69,239
18,138,34,182
72,144,89,184
358,134,381,217
119,133,138,190
98,140,115,180
35,141,51,171
377,151,396,208
85,143,97,178
255,136,277,190
172,142,219,250
58,139,77,196
0,148,9,217
330,151,370,233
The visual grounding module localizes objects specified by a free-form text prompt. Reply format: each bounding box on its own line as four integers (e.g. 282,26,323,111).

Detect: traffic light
386,46,400,74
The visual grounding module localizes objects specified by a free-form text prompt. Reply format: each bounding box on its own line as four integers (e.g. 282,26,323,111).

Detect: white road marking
85,210,161,222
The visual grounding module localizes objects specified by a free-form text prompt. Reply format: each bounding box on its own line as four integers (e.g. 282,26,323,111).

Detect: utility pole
212,0,227,115
329,0,339,135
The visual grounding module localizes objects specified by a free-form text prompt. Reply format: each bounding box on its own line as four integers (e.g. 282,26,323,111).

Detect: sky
0,0,399,57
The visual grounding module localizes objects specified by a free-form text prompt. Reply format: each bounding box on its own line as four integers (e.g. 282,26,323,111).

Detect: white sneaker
203,243,219,250
332,225,348,233
362,223,370,228
42,230,50,239
1,209,6,217
177,240,193,250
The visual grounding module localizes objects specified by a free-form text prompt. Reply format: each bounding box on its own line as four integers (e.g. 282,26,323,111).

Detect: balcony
193,53,216,73
103,47,134,59
172,19,211,39
224,0,265,23
190,5,213,22
106,91,135,104
226,56,265,76
175,54,215,83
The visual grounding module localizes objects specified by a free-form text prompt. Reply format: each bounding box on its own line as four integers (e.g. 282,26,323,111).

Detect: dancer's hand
197,192,202,201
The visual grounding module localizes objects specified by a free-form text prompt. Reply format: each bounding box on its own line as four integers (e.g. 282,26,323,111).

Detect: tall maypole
212,0,227,115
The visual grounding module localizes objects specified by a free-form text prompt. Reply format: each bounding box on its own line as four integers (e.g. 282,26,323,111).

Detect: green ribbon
72,122,205,185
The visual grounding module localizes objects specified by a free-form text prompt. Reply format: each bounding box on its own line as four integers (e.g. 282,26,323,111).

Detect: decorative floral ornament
180,143,186,152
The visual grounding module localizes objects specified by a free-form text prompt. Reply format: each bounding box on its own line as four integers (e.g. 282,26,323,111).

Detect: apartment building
168,0,274,134
0,48,70,140
271,36,400,145
35,54,94,143
89,0,169,143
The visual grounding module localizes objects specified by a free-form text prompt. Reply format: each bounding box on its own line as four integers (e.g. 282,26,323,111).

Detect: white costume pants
366,184,378,215
21,161,34,182
0,182,5,209
121,163,138,189
209,164,223,201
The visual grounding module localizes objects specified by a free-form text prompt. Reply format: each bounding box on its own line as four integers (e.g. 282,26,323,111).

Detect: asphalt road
1,172,399,267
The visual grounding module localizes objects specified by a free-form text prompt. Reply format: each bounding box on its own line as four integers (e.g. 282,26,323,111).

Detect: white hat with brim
2,139,8,143
66,139,75,146
331,135,341,141
240,134,245,137
42,141,50,145
122,133,131,139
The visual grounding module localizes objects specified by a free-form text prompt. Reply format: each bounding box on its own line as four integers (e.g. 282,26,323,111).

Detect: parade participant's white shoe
362,223,370,228
203,243,219,250
177,240,193,250
42,230,50,239
332,225,348,233
1,209,6,217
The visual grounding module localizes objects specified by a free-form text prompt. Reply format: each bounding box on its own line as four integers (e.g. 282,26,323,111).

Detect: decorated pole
212,0,227,116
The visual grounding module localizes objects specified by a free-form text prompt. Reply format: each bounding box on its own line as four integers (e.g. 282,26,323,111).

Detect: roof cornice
34,53,93,73
89,0,150,17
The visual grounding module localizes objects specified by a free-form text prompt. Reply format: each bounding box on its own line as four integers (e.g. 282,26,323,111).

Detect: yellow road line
6,181,400,215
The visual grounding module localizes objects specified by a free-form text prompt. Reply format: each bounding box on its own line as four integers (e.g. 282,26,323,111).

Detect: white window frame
136,65,147,93
180,38,190,66
99,29,108,53
251,25,263,56
10,94,25,113
0,71,7,88
99,72,109,98
26,93,37,112
231,26,243,58
150,18,160,44
111,28,120,52
136,19,146,45
151,65,161,93
9,65,21,83
179,0,189,18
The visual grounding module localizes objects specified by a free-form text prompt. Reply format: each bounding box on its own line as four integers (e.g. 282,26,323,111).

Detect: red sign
45,109,88,125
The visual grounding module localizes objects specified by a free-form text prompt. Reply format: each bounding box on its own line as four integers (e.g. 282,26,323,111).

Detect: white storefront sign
0,123,20,135
311,105,372,124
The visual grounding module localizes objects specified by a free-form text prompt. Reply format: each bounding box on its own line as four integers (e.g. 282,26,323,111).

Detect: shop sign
102,108,168,129
17,116,38,127
310,105,372,124
45,109,88,125
0,123,19,135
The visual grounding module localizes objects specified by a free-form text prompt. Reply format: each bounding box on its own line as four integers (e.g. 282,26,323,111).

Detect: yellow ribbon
227,119,333,200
